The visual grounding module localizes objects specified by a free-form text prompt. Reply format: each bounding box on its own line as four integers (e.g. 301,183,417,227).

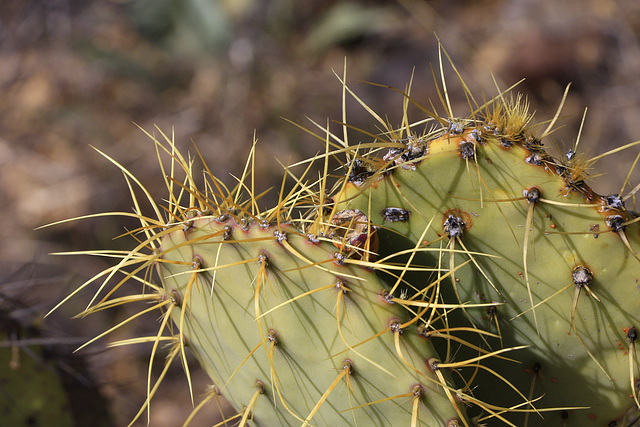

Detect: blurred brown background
2,0,640,425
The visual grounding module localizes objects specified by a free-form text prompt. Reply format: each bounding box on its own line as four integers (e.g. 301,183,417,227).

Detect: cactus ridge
43,51,640,426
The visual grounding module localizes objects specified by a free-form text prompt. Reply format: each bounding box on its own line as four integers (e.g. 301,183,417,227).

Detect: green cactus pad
328,103,640,425
157,215,465,425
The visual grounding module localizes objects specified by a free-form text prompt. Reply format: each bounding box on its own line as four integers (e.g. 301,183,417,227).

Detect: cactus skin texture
46,55,640,426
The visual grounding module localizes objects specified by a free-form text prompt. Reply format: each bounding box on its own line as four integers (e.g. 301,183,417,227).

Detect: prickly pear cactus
46,54,640,426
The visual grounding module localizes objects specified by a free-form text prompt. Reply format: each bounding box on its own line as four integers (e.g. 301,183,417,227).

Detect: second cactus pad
329,103,640,425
